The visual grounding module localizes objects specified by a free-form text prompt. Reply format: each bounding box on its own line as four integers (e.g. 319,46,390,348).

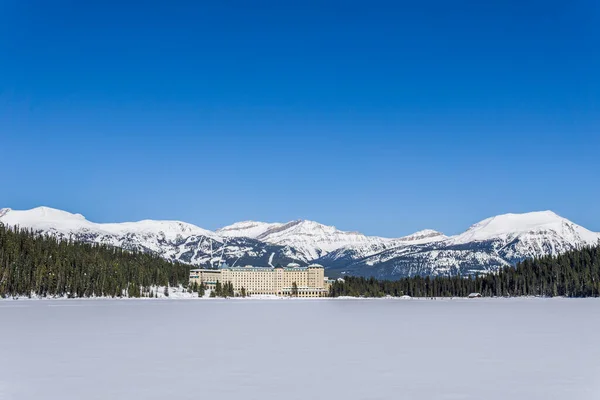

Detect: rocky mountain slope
2,207,598,279
322,211,600,279
216,221,284,239
0,207,301,269
221,219,392,261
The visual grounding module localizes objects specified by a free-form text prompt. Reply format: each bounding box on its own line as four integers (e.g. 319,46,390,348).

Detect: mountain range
1,206,598,279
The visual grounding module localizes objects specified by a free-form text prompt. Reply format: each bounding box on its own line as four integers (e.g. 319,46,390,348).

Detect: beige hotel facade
189,263,332,297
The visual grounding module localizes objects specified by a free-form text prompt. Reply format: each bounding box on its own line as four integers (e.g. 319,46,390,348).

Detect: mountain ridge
2,206,598,279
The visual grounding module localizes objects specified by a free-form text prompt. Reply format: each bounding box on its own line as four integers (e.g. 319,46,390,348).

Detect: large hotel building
189,263,332,297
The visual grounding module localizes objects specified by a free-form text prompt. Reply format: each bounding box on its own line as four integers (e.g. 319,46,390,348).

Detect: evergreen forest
0,225,190,298
330,245,600,298
3,223,600,299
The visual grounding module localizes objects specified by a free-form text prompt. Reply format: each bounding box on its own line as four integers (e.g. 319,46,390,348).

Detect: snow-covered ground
0,298,599,399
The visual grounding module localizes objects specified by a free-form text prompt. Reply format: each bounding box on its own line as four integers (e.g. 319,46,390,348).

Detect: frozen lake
1,298,599,400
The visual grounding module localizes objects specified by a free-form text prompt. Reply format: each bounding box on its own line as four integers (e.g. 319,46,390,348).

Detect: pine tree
0,225,191,299
3,224,600,300
198,283,206,298
328,244,600,299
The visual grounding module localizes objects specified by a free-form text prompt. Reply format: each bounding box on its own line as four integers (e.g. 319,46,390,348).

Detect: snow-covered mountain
0,206,220,241
218,219,393,261
318,229,447,267
1,207,599,280
324,211,600,279
256,220,392,261
450,211,598,247
0,207,301,268
217,221,284,239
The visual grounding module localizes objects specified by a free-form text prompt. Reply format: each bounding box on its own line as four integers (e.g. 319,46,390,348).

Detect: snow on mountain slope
0,207,309,268
447,211,600,268
317,229,447,267
394,229,448,245
2,207,599,280
216,219,390,262
328,245,512,280
326,211,600,279
0,206,227,263
452,211,599,247
0,206,90,232
217,221,284,238
253,219,391,261
0,206,220,240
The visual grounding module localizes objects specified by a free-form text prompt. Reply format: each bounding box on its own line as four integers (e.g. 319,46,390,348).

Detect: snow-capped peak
0,206,220,241
3,206,599,280
9,206,86,222
397,229,447,243
102,220,220,240
0,206,91,233
255,219,389,260
217,220,284,239
257,220,341,239
452,210,598,245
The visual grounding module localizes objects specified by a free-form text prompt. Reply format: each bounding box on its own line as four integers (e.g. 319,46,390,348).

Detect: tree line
4,223,600,299
330,245,600,298
0,224,190,298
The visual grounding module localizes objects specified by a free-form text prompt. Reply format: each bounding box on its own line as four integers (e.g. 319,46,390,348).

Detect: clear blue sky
1,0,599,236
